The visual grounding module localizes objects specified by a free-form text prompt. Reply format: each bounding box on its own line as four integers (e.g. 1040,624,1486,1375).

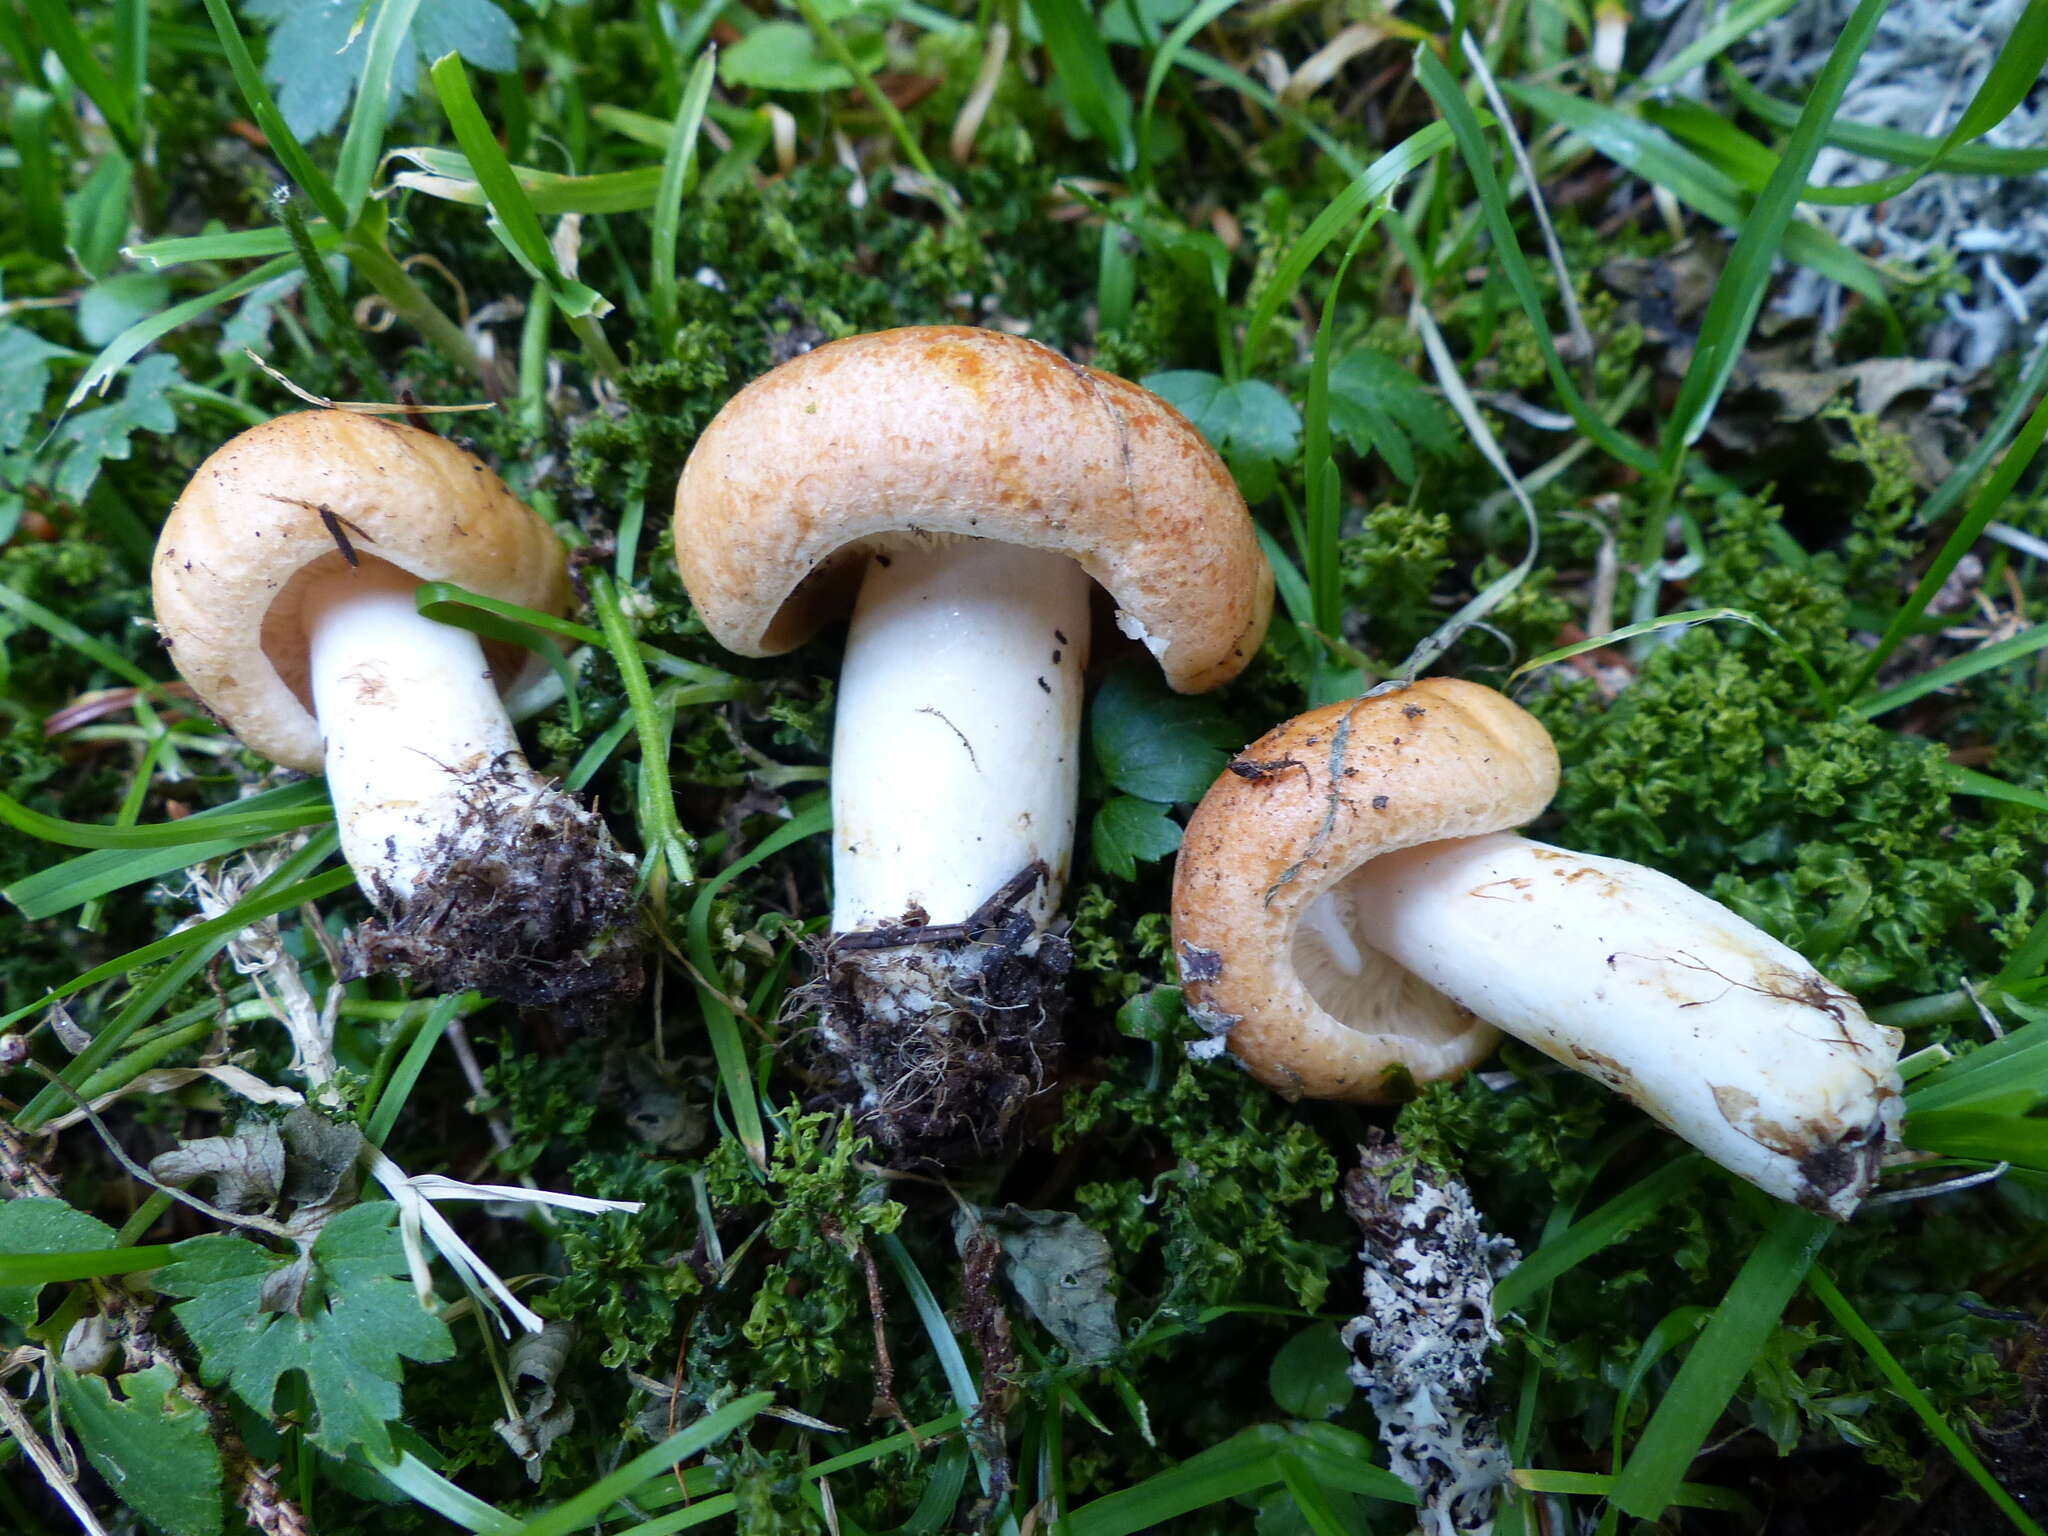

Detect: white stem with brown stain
1331,831,1904,1218
830,536,1093,933
303,559,549,906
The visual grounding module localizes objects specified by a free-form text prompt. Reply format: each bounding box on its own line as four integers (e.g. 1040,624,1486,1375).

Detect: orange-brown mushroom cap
1171,679,1559,1102
672,326,1272,693
152,410,572,773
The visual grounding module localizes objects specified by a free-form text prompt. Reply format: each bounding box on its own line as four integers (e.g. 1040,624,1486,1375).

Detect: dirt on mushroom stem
795,862,1070,1168
347,764,643,1031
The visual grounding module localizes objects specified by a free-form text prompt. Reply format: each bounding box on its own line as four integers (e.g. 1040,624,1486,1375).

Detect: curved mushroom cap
1172,679,1558,1102
153,410,571,773
673,326,1272,693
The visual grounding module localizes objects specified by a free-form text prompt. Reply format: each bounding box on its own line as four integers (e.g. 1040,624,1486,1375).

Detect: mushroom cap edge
151,410,572,773
672,325,1273,694
1170,677,1561,1102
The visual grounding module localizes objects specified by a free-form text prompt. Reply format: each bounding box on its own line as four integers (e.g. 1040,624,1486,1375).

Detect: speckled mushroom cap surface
1172,679,1559,1102
673,326,1272,693
153,410,571,773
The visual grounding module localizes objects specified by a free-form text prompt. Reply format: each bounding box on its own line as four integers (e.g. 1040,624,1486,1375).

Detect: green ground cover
5,0,2048,1531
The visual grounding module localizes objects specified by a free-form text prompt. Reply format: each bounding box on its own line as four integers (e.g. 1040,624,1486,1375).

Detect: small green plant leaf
244,0,518,139
57,1364,225,1536
1115,984,1186,1042
0,1198,117,1325
1269,1323,1356,1420
720,21,880,91
78,272,173,347
1326,350,1457,482
1089,657,1240,803
1091,795,1183,880
1144,370,1301,476
0,324,67,452
158,1202,455,1460
47,353,182,504
66,152,135,278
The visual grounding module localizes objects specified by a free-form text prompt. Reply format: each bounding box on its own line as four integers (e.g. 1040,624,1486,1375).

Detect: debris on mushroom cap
152,409,571,773
672,324,1274,695
1172,678,1557,1101
1171,678,1905,1219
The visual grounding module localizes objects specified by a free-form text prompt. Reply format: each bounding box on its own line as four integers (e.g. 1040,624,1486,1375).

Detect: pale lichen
1339,1139,1519,1536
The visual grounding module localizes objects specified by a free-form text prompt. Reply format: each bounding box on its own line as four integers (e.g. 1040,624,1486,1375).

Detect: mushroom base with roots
1309,831,1903,1220
304,560,641,1023
796,535,1092,1166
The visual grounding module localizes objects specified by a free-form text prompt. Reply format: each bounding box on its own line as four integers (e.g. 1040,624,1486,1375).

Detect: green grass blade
0,788,330,852
8,837,264,921
12,830,342,1127
1658,0,1889,464
374,1453,523,1535
0,581,159,690
1240,121,1453,372
1062,1435,1285,1535
1722,63,2048,177
512,1393,773,1536
1774,0,2048,206
1905,1110,2048,1170
1908,1020,2048,1113
687,801,830,1168
68,254,298,404
4,781,334,918
1273,1455,1349,1536
364,995,464,1147
1950,767,2048,816
2,865,353,1030
11,87,65,260
1495,1157,1703,1313
430,53,561,286
335,0,425,220
388,149,667,215
128,227,305,267
1639,0,1800,88
1032,0,1135,170
1502,83,1887,303
648,48,717,341
587,570,693,882
1611,1206,1832,1518
1851,376,2048,698
1512,1469,1751,1514
1137,0,1241,179
0,1245,175,1285
1855,623,2048,720
1806,1268,2045,1536
1412,49,1656,475
196,0,346,228
21,0,138,148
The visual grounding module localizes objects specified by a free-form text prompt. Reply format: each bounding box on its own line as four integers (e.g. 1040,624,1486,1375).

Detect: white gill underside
304,561,547,906
830,537,1093,932
1303,832,1904,1215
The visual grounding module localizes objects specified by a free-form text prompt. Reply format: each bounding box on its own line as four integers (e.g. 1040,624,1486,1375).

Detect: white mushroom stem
304,560,550,905
1332,832,1904,1219
831,536,1093,932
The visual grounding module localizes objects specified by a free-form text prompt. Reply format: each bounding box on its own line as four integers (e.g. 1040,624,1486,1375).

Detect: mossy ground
4,3,2048,1533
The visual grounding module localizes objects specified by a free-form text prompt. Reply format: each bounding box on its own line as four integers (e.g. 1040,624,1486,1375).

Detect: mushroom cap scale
153,410,571,773
673,326,1272,694
1171,679,1559,1102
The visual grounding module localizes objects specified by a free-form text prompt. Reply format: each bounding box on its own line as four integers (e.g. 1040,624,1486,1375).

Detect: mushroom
153,410,641,1019
1171,678,1903,1219
673,326,1271,1161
